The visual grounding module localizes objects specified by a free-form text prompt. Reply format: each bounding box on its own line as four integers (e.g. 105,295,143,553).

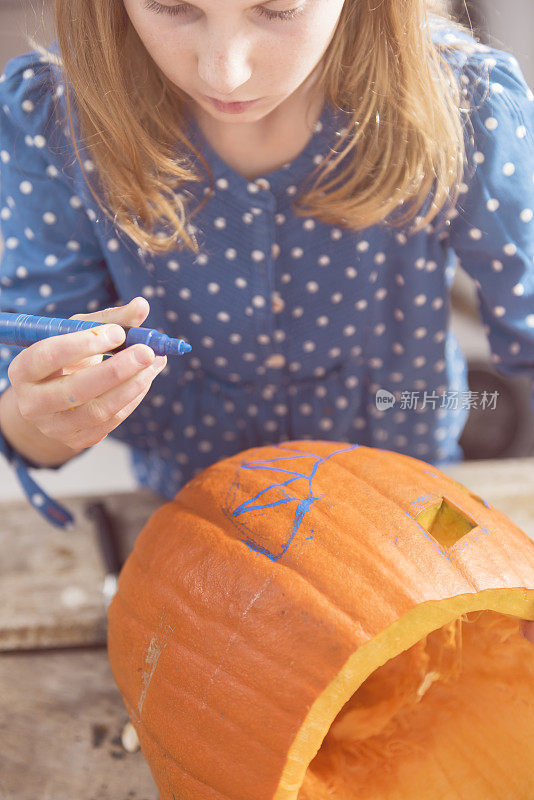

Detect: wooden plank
0,489,164,651
0,646,158,800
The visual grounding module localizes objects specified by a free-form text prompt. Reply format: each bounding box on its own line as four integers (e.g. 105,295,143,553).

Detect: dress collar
183,99,351,207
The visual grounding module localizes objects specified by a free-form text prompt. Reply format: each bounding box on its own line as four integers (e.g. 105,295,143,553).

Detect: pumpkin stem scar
225,443,360,561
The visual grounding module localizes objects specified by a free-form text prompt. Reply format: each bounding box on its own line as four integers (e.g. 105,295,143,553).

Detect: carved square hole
415,498,476,548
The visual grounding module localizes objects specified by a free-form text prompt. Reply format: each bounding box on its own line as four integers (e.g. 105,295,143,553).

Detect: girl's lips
206,96,261,114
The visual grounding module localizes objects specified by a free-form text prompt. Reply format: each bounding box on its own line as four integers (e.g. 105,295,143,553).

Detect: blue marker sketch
222,443,360,561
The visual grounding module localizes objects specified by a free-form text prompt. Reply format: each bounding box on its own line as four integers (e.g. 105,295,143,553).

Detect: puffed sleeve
446,47,534,397
0,49,120,529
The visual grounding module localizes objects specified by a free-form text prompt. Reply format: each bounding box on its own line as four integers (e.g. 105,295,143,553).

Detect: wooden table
1,459,533,799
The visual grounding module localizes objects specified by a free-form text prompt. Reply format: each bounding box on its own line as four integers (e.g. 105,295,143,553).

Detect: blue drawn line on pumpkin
225,443,360,561
405,510,453,564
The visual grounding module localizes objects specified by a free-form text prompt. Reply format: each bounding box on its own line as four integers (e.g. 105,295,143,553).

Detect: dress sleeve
0,50,120,529
446,47,534,398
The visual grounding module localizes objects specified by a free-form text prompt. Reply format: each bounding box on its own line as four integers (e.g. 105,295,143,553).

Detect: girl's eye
142,0,307,22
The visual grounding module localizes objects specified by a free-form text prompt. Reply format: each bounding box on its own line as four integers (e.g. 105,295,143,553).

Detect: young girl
0,1,533,639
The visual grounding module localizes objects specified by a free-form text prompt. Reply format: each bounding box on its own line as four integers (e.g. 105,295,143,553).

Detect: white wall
481,0,533,86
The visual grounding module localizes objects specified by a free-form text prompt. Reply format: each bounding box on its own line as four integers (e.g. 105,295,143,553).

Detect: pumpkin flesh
296,609,534,799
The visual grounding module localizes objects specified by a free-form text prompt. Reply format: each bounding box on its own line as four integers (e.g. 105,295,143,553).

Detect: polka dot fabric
0,26,533,529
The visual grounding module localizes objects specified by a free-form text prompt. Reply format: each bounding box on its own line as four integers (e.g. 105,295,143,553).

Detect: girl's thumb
69,296,150,328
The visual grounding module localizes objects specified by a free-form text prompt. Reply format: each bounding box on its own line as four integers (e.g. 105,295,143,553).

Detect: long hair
36,0,477,255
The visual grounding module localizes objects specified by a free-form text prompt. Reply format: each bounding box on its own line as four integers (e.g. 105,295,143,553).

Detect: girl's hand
519,619,534,644
7,296,166,454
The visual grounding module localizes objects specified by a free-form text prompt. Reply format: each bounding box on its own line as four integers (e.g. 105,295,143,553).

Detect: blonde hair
33,0,478,255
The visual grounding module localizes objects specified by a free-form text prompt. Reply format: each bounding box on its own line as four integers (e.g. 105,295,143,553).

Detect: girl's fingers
9,324,126,386
48,356,167,448
519,619,534,644
60,382,156,452
27,344,157,417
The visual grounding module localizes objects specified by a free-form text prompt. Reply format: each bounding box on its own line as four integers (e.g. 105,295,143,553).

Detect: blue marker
0,312,192,357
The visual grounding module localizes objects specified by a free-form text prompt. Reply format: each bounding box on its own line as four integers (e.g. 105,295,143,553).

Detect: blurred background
0,0,533,501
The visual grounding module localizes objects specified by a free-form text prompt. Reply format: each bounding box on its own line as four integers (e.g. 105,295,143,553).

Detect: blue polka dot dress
1,23,533,529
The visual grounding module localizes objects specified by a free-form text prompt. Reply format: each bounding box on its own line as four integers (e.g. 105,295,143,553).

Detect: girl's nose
197,34,253,98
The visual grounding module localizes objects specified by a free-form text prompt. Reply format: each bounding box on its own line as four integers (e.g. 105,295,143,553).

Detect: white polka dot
67,240,80,251
0,150,10,163
179,288,191,300
503,243,517,256
19,181,33,194
473,151,485,164
306,281,319,293
486,198,499,212
502,162,515,176
46,165,58,178
45,254,58,267
107,238,119,251
520,208,533,223
493,306,506,317
5,237,19,249
33,135,46,148
516,125,527,139
526,315,534,328
512,283,524,296
414,294,427,306
214,217,226,230
21,99,34,113
252,295,265,308
0,207,10,220
69,195,82,208
491,259,503,272
39,283,53,297
251,250,265,262
43,212,57,225
331,292,343,304
469,228,482,240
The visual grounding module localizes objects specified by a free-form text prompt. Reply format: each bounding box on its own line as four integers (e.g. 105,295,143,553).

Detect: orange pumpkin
107,440,534,799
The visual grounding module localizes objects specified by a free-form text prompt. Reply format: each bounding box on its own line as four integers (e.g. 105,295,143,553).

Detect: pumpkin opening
415,497,476,547
297,610,533,799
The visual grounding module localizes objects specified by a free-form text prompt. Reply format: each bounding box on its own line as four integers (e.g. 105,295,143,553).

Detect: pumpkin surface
107,441,534,799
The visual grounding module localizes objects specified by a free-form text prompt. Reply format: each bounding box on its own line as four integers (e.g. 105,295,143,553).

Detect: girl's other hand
519,619,534,644
6,296,166,454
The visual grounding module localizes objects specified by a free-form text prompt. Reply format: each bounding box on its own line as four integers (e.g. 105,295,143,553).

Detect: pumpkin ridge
132,716,241,800
113,581,310,724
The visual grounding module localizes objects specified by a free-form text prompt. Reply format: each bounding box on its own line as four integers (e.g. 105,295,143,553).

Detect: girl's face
122,0,346,121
